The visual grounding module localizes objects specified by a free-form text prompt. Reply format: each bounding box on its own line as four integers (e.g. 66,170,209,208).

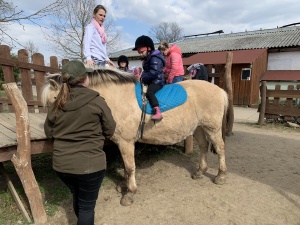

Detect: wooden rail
0,45,61,113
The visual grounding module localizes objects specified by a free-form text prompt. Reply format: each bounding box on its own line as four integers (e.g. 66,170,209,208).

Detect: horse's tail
210,89,228,154
222,89,229,141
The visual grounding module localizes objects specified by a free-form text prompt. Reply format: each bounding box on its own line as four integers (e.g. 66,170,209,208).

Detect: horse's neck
92,83,136,106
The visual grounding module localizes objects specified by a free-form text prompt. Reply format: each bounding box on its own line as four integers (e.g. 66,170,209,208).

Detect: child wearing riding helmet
117,55,130,72
132,35,165,121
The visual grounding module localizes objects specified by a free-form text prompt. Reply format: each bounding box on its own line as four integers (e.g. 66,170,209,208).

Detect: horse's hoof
120,195,134,206
192,172,203,180
214,176,226,185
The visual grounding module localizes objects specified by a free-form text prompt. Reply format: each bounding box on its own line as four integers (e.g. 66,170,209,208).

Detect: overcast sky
4,0,300,64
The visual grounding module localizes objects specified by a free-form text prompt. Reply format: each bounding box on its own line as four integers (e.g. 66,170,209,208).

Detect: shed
182,49,268,106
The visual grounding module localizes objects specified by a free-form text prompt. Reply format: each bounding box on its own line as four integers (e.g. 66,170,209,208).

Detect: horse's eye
54,97,57,99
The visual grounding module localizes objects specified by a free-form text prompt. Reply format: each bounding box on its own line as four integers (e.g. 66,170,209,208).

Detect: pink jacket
163,44,184,84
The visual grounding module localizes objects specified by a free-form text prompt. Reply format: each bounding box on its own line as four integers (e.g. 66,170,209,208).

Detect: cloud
11,0,58,12
2,23,58,65
110,0,300,35
2,0,299,61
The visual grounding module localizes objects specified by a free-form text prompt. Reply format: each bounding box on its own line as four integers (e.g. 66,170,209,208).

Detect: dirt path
46,122,300,225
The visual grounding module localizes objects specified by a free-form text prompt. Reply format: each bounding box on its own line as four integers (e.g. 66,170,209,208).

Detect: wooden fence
258,81,300,125
0,45,68,113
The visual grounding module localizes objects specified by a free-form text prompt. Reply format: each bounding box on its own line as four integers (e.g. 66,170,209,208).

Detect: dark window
241,68,251,80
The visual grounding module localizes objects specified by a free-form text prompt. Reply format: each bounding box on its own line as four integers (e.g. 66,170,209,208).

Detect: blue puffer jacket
141,50,165,86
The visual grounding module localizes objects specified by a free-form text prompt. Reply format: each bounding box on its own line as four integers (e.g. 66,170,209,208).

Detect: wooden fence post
32,53,46,113
224,52,234,136
0,45,15,112
258,81,266,125
0,45,15,83
3,83,47,224
18,49,35,113
50,56,59,69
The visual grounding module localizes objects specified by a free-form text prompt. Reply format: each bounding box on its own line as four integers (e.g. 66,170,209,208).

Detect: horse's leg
207,129,227,185
117,140,137,206
192,126,209,179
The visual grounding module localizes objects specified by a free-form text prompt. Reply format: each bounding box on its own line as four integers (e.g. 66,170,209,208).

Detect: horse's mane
44,73,63,83
44,67,138,86
89,67,138,87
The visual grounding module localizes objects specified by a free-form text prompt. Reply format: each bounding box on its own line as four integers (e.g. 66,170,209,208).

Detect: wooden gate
258,81,300,125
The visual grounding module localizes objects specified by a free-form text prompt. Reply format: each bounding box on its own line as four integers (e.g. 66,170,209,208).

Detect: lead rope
137,84,148,139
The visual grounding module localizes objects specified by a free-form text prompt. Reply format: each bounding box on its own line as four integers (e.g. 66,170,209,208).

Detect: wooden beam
266,90,300,98
264,104,300,117
258,81,267,125
0,162,32,223
3,83,47,224
0,57,61,73
0,140,53,162
224,52,234,136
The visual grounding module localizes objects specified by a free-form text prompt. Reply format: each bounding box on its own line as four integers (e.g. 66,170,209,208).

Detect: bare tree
149,22,183,43
24,40,39,62
44,0,122,61
0,0,62,46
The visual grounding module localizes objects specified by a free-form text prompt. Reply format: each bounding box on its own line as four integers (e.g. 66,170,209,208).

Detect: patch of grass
0,190,27,225
0,153,70,224
0,90,6,98
0,90,9,112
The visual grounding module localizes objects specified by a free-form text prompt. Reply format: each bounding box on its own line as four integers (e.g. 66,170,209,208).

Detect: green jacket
44,86,116,174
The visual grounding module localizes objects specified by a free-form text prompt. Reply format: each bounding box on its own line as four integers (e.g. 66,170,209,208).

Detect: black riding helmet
132,35,155,51
117,55,128,68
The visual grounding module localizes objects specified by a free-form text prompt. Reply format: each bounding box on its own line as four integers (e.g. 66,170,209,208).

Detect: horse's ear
49,79,59,91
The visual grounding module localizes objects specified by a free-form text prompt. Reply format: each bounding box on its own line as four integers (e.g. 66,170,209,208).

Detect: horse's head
41,74,62,107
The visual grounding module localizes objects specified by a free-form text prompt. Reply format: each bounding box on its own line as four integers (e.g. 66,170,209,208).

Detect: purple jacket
141,50,165,86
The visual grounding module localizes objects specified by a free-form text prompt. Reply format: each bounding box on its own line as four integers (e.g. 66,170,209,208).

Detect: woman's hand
86,59,94,66
107,60,115,67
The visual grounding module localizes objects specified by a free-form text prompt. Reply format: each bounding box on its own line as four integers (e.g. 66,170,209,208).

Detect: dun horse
42,67,228,206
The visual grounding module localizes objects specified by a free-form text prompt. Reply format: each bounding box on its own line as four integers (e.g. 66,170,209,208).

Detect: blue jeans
91,56,106,67
172,76,184,83
56,170,106,225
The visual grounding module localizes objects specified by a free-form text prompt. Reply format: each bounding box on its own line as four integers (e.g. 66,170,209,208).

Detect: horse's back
179,80,227,109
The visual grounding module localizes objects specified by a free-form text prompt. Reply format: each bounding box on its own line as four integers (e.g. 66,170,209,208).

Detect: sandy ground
44,122,300,225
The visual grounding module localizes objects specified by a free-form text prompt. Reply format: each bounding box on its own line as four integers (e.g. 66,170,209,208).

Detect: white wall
112,59,143,70
268,52,300,70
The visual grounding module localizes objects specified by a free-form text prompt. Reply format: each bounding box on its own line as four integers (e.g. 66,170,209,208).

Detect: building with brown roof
110,25,300,106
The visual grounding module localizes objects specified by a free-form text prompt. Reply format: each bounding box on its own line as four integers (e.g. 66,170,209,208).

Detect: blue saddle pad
135,82,187,114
